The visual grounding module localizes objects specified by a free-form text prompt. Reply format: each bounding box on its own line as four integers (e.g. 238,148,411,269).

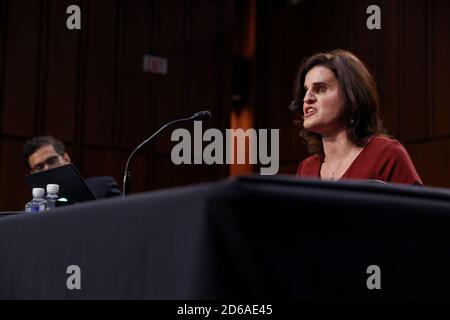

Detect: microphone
122,110,212,196
191,110,212,121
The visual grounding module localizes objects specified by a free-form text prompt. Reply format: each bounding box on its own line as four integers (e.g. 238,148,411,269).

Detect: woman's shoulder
364,135,415,166
297,154,322,176
366,135,407,154
300,154,322,164
364,135,423,185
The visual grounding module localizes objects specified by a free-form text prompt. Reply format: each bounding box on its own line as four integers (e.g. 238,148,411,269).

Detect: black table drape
1,176,449,299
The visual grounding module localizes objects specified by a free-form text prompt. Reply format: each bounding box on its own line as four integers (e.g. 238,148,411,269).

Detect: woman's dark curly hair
289,49,387,155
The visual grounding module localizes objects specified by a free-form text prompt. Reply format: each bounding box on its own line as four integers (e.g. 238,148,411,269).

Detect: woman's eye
318,86,327,93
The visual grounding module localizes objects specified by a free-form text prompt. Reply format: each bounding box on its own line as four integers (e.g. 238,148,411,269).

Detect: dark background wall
0,0,449,211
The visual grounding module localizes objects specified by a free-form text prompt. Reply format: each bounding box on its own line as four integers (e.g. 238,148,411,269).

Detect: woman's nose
303,90,315,103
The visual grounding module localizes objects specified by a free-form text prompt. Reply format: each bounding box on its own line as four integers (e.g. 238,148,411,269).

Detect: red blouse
296,136,423,185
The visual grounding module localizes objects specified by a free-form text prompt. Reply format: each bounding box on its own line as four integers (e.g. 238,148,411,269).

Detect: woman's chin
303,121,317,131
304,122,325,135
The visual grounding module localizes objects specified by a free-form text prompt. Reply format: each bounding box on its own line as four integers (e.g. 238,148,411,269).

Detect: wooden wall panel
211,0,233,180
407,139,450,188
404,0,428,142
1,0,41,136
43,0,81,142
266,5,300,169
82,148,147,194
82,0,118,146
309,0,334,52
332,0,356,51
353,0,380,81
0,1,6,126
191,0,215,118
154,0,188,153
378,0,400,136
153,153,220,190
0,139,31,211
433,0,450,137
118,0,153,149
152,155,177,190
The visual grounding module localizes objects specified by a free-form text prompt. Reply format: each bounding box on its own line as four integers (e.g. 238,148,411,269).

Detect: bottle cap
32,188,45,198
46,184,59,194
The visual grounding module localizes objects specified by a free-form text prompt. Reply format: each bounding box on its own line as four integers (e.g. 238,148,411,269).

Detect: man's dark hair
289,49,387,155
23,136,66,170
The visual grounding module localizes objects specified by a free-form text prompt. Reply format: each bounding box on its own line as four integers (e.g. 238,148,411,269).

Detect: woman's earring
350,118,355,125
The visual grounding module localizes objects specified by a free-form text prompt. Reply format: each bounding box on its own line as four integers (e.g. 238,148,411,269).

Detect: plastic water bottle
45,184,60,211
25,188,46,213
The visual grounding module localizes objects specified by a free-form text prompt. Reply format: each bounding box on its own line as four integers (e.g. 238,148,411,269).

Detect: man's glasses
31,155,63,173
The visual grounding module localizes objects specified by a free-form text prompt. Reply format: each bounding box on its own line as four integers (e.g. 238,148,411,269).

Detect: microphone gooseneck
122,110,212,196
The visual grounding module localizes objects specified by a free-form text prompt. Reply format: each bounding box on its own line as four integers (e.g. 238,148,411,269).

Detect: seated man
23,136,121,198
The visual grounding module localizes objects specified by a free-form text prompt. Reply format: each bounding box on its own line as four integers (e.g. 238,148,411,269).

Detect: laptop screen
25,164,97,204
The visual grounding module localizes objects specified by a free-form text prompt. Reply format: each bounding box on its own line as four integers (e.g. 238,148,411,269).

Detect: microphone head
192,110,212,121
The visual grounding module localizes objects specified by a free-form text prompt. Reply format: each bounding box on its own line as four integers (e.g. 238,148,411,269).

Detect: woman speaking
290,49,423,185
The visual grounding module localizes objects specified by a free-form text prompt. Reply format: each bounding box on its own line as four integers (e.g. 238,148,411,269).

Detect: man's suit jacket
85,176,121,199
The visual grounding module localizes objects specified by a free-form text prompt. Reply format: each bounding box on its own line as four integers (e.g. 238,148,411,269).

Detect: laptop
25,164,97,204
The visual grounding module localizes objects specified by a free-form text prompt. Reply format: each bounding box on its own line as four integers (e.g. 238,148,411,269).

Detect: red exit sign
143,54,168,75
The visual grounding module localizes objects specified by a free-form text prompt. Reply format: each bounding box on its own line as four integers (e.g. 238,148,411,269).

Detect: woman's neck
321,129,354,162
